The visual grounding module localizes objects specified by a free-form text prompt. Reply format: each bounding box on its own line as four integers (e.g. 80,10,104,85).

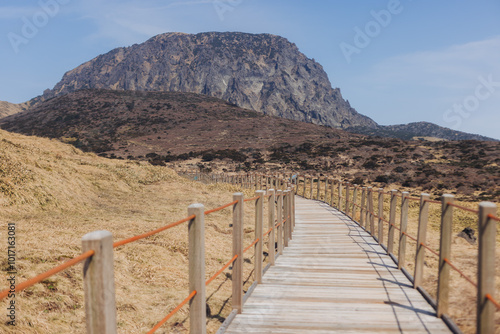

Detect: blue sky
1,0,499,139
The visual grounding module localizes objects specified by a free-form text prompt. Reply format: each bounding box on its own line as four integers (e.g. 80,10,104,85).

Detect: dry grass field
0,129,264,333
1,128,499,333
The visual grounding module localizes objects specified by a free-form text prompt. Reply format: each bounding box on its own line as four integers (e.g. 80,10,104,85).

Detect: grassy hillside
2,89,499,202
0,128,498,333
0,129,258,333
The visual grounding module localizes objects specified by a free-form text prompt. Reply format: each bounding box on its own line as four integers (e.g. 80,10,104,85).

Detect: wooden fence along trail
224,197,450,333
1,171,499,333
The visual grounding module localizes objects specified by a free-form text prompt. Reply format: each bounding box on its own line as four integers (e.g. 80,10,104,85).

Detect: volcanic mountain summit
41,32,377,129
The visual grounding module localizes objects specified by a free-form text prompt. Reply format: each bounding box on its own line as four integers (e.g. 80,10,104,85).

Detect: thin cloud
0,6,39,19
362,36,500,90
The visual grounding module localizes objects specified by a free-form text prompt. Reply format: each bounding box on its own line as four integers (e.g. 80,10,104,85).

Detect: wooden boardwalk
224,196,452,333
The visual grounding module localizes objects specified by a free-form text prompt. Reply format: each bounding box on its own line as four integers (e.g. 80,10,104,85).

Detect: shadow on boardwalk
224,197,451,334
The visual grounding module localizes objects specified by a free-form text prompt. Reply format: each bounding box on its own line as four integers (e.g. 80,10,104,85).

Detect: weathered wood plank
224,196,451,334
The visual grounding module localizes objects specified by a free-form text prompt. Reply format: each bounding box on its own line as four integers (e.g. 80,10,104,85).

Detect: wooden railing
291,173,499,334
0,172,296,334
192,171,499,333
4,168,498,333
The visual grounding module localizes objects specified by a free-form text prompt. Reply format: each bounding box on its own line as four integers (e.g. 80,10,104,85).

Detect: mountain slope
1,88,498,202
0,101,26,118
40,31,376,129
347,122,497,141
0,89,353,156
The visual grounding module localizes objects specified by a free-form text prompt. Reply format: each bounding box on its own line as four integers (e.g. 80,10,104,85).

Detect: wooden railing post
268,189,276,266
360,187,366,229
330,179,335,207
188,204,206,334
325,178,330,204
387,190,398,255
338,181,343,211
232,193,244,314
291,185,296,234
277,190,284,255
437,194,454,318
82,231,117,334
477,202,497,334
301,176,306,197
378,189,384,245
283,190,290,248
345,182,350,216
398,192,409,270
352,186,358,221
316,176,320,200
414,193,430,289
367,187,374,236
255,190,265,284
309,177,313,199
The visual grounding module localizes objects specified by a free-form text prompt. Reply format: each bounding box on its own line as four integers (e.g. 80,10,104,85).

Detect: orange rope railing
419,242,440,258
244,196,260,202
390,223,401,232
488,213,500,222
485,294,500,310
113,215,195,248
244,238,260,253
443,258,477,288
264,226,273,237
147,290,197,334
204,200,238,215
275,217,287,228
0,250,95,300
448,203,479,214
205,255,238,287
402,231,418,243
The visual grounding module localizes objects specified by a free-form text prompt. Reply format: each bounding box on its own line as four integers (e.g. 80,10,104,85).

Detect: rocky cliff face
42,32,376,129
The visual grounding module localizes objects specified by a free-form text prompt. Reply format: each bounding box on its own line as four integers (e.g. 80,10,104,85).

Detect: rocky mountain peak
42,31,377,129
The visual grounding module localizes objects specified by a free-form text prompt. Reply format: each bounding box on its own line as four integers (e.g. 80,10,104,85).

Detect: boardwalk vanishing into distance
3,171,498,333
224,196,451,333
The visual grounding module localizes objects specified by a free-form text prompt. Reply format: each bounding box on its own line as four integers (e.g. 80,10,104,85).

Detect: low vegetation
0,129,259,333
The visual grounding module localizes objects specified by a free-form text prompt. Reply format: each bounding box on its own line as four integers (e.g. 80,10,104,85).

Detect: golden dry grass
0,129,265,333
1,129,498,334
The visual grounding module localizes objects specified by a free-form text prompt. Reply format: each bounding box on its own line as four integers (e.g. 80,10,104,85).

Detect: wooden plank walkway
224,196,452,333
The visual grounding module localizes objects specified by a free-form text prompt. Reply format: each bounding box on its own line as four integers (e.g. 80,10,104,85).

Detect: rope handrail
244,195,260,202
402,231,418,242
276,216,288,228
0,250,95,300
0,200,237,302
447,202,479,214
113,215,195,248
147,290,197,334
366,209,389,224
244,238,260,253
204,200,238,215
205,254,238,287
407,196,421,202
487,213,500,222
419,242,440,258
485,294,500,310
264,226,273,237
443,258,477,288
390,223,401,232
